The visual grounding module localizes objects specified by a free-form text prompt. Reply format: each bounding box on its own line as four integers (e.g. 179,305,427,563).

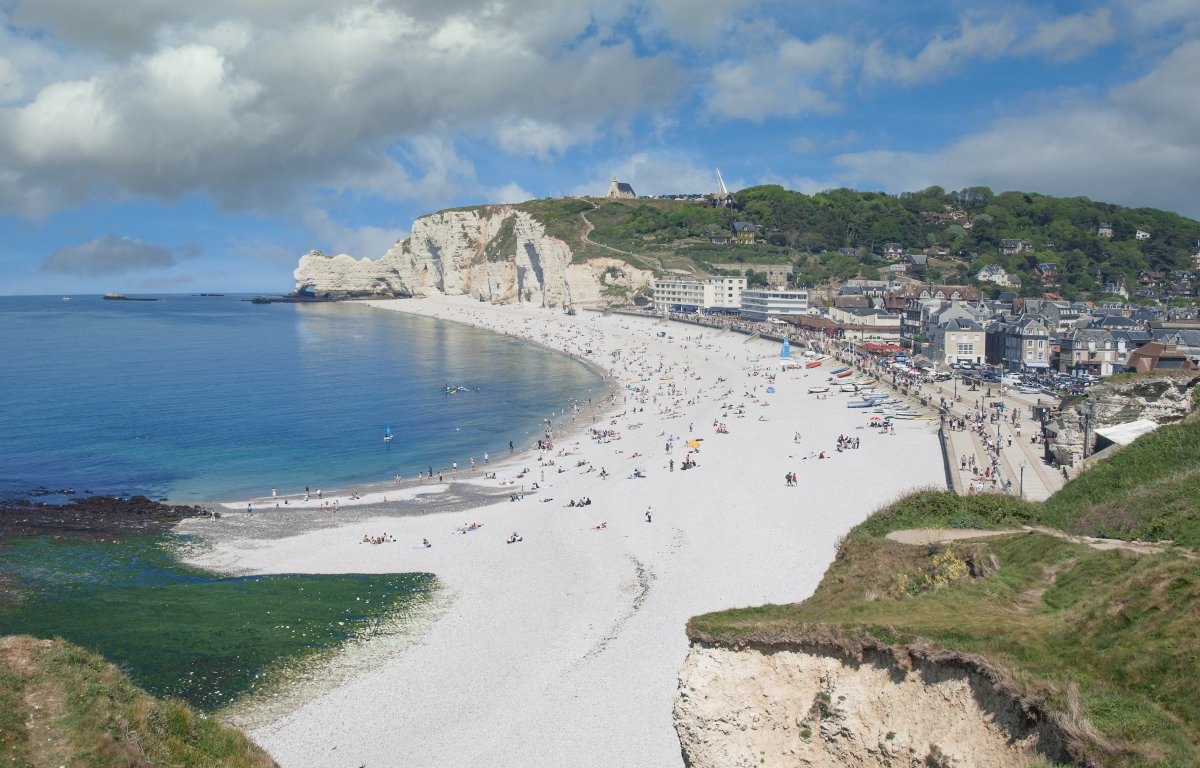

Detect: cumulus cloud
0,3,681,216
304,208,407,259
1016,9,1115,62
705,34,853,120
833,39,1200,218
41,235,176,275
863,16,1017,85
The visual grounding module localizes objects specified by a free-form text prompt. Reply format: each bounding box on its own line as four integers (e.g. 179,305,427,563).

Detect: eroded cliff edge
674,637,1078,768
293,206,652,307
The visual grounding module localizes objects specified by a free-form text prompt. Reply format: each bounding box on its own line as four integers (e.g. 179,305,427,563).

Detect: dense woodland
521,186,1200,300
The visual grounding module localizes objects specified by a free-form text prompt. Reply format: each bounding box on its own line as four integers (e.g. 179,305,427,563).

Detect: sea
0,294,606,504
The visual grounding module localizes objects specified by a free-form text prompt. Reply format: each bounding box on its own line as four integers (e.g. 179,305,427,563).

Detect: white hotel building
739,288,809,321
652,276,746,311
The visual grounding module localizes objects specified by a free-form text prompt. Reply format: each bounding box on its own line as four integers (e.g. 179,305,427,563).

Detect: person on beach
645,507,652,523
247,502,253,514
422,538,431,548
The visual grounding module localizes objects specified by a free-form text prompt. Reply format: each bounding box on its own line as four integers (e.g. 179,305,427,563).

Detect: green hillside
515,187,1200,298
689,397,1200,766
0,635,277,767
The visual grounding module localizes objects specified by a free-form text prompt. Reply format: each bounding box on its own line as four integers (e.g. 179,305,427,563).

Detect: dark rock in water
0,495,210,547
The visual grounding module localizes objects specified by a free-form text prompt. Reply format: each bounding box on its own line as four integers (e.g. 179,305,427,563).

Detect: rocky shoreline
0,494,212,546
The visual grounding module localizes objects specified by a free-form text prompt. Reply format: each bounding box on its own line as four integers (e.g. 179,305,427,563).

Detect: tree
745,269,768,288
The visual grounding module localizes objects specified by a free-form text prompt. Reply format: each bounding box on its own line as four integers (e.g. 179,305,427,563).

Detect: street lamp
1020,460,1027,499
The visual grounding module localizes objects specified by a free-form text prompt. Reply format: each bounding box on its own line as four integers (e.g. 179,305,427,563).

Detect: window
957,342,973,356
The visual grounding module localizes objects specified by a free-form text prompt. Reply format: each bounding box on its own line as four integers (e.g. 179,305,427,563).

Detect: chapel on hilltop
607,175,636,199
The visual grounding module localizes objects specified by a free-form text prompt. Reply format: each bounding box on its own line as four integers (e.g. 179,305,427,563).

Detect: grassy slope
0,635,277,767
689,416,1200,767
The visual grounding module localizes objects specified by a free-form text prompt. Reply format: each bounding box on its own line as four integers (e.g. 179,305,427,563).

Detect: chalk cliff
675,641,1077,767
292,206,652,308
1048,372,1198,467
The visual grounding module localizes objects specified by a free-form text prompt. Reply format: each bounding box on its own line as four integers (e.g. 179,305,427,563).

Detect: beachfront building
987,315,1052,371
739,288,809,322
826,306,901,342
929,317,986,367
1058,328,1124,377
652,275,747,312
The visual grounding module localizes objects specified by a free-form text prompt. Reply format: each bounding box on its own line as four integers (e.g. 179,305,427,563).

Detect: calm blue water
0,295,604,502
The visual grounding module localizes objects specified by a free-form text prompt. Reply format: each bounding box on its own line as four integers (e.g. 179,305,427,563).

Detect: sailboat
384,424,393,443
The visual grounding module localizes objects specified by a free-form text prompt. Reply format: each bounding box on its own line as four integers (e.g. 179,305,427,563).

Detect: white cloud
0,3,682,215
1016,9,1115,62
484,181,535,205
494,117,597,160
705,34,853,120
833,39,1200,219
304,208,407,259
862,16,1017,85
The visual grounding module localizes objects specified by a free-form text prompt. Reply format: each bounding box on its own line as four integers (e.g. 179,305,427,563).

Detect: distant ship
103,293,158,302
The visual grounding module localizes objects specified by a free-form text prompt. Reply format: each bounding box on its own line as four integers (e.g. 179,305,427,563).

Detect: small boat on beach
846,400,874,408
807,385,830,394
829,366,850,375
805,359,823,369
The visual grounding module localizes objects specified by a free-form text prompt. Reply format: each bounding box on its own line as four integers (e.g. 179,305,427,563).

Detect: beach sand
177,295,946,767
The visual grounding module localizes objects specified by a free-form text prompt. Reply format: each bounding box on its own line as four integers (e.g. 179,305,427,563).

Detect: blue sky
2,0,1198,294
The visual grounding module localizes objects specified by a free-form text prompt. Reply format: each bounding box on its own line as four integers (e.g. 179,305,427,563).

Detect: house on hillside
1136,229,1151,240
1000,239,1033,256
924,246,951,258
1035,263,1060,284
606,175,636,199
731,221,760,244
977,264,1020,288
882,243,905,261
1097,222,1114,238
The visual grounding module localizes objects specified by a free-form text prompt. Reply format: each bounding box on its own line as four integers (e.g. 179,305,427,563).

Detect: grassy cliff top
0,635,277,767
689,407,1200,767
472,186,1200,295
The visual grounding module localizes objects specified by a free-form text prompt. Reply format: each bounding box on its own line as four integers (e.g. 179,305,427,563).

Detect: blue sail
780,338,791,359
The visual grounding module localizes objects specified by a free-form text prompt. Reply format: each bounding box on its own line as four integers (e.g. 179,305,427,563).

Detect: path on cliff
886,526,1192,558
578,203,663,271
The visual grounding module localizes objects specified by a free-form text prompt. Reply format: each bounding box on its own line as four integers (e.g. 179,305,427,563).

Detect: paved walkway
828,350,1066,502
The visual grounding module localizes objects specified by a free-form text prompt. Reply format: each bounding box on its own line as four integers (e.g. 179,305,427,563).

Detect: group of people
567,497,592,507
361,532,395,544
836,434,860,451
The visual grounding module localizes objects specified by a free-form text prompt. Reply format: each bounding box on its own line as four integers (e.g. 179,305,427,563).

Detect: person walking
645,507,652,523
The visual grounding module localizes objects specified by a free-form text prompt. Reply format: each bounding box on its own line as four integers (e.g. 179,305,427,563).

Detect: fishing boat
384,424,393,442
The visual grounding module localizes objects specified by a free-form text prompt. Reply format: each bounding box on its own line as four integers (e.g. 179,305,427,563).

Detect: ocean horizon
0,294,606,503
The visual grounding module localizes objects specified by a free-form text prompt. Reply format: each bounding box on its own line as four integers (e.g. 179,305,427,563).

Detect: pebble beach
178,295,947,768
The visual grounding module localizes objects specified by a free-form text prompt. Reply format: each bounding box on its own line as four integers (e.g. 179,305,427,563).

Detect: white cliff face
293,207,652,308
675,644,1072,768
1049,373,1197,467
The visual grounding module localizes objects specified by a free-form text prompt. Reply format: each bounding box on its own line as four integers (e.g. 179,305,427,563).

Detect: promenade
819,342,1067,502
